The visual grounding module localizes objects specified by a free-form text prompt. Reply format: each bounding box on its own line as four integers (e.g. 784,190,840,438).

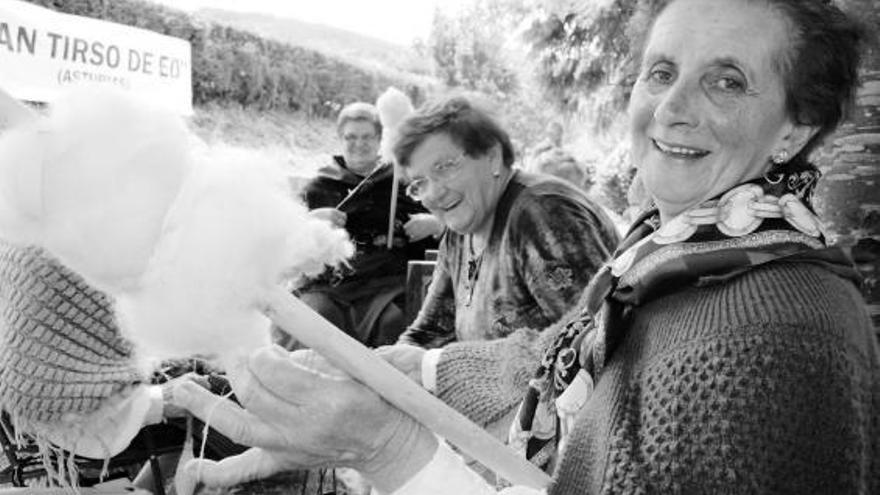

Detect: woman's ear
779,122,820,159
491,142,504,164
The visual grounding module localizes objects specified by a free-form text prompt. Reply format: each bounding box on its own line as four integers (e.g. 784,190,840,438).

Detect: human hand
169,346,437,494
375,344,426,386
160,373,211,419
310,207,347,228
404,213,444,242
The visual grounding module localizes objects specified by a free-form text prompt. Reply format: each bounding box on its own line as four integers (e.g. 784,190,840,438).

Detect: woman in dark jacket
291,102,443,347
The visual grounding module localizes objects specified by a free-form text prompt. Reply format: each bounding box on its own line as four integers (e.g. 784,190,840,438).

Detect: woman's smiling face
404,132,502,236
629,0,801,221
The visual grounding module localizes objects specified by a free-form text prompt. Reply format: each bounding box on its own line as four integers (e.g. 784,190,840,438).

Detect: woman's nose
653,80,700,128
420,180,447,206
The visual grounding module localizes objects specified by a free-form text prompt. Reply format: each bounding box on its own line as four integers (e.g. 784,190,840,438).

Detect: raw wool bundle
375,87,414,164
115,144,354,364
0,86,191,294
0,87,353,370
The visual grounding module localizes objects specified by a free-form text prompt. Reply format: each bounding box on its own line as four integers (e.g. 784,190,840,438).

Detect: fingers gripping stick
260,287,552,490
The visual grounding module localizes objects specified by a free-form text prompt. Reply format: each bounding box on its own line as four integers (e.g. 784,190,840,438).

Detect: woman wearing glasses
291,102,444,348
384,96,620,432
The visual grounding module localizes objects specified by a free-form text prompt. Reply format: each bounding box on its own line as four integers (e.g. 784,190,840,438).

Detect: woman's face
629,0,803,220
340,120,380,176
404,133,503,236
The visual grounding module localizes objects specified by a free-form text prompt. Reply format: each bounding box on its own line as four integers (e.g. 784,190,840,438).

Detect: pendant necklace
465,235,484,307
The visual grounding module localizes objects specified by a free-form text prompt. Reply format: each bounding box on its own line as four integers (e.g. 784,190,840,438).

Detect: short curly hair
335,102,382,137
392,95,515,169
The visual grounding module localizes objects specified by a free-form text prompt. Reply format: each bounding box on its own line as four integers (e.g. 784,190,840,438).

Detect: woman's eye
648,69,672,84
434,160,457,176
707,74,746,93
645,64,675,85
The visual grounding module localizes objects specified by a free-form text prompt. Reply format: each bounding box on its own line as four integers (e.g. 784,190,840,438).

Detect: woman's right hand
310,207,347,228
169,346,437,493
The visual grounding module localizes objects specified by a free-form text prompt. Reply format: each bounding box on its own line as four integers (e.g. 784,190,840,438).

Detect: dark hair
760,0,864,163
336,102,382,137
638,0,864,166
392,95,515,169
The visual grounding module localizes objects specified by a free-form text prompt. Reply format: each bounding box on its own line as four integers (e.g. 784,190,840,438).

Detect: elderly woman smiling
172,0,878,493
373,96,620,431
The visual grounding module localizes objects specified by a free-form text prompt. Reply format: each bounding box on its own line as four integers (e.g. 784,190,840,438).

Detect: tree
427,0,531,97
521,0,666,124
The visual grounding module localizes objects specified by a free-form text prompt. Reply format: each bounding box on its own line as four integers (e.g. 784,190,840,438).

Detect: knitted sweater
420,260,878,493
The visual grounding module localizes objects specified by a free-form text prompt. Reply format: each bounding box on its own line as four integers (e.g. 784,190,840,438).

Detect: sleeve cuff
42,385,153,459
421,348,443,393
387,440,497,495
144,385,165,425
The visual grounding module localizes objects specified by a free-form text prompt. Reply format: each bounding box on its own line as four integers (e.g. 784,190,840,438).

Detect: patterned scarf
509,176,861,469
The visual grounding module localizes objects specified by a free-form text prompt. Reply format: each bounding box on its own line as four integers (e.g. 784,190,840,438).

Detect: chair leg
142,430,166,495
0,414,25,487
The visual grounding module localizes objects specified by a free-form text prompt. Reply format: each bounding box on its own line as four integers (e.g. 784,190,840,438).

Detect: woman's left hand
169,346,438,493
375,344,427,386
404,213,444,242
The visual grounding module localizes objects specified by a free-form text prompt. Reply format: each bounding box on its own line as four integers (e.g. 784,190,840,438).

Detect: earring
771,149,789,165
492,170,501,178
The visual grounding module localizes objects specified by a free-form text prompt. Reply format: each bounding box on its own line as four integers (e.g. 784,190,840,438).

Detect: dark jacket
300,155,436,294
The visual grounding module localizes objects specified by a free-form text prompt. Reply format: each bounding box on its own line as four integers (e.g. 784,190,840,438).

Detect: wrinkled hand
311,207,347,228
375,344,426,386
169,346,436,494
404,213,444,242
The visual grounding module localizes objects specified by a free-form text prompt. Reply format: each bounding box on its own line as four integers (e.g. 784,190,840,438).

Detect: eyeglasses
405,151,467,201
343,133,378,144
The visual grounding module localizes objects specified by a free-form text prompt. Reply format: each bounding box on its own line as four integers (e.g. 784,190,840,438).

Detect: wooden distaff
262,287,552,490
386,164,400,250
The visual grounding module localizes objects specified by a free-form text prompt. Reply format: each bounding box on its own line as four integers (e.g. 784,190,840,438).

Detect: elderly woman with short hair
384,96,620,428
292,102,442,348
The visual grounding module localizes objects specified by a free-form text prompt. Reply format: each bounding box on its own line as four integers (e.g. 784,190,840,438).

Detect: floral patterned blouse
399,171,620,347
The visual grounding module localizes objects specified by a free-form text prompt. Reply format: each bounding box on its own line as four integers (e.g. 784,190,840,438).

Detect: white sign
0,0,192,114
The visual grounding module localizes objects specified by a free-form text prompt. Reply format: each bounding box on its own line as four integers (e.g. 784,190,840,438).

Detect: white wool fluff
375,87,414,163
0,120,44,245
0,87,38,132
0,87,191,293
0,88,353,367
114,147,353,363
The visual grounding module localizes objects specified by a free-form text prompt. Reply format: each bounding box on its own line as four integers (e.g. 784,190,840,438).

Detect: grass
189,102,340,179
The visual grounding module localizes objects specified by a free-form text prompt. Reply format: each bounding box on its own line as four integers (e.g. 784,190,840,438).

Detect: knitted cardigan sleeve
0,243,151,459
431,297,588,427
